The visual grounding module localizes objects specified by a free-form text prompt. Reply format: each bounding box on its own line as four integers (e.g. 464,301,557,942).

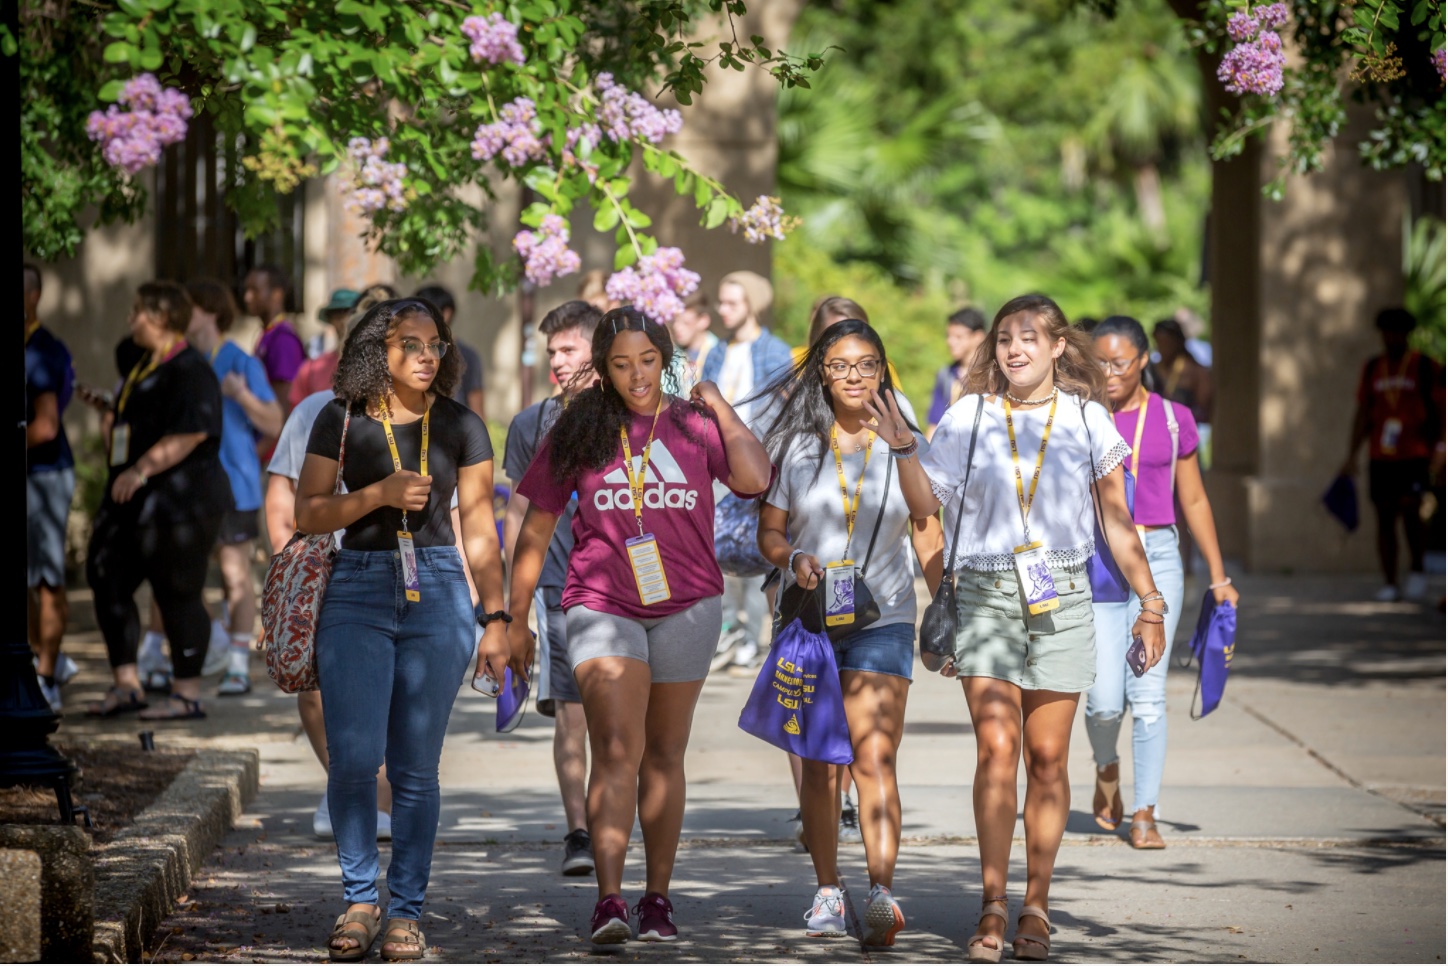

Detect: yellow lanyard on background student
24,320,41,345
830,426,875,552
619,399,671,606
111,337,184,466
1004,389,1061,616
1126,388,1150,542
380,398,430,602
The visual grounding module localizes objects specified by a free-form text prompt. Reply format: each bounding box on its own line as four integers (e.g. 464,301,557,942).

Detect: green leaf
625,207,652,229
103,41,134,63
139,47,163,69
704,197,729,229
98,79,125,102
1412,0,1430,25
593,204,620,231
614,246,638,270
241,24,257,51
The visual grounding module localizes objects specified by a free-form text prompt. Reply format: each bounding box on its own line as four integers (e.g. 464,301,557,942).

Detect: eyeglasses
824,358,881,380
388,339,450,360
1096,353,1143,376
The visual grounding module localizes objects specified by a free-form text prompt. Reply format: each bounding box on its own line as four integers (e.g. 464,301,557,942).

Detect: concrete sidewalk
53,572,1445,962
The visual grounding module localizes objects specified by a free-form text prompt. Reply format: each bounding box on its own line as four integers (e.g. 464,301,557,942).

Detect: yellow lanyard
1126,388,1150,479
379,397,430,531
24,320,41,345
619,399,664,536
830,425,875,551
1003,389,1058,542
1381,352,1417,410
117,338,183,416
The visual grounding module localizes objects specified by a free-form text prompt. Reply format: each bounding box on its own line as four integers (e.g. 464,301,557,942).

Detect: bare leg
1017,689,1081,950
800,758,841,886
217,541,256,638
32,584,68,679
638,678,706,896
575,656,651,897
962,677,1024,951
554,700,589,832
842,670,909,889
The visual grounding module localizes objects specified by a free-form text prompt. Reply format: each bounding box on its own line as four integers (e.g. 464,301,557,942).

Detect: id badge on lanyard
1381,417,1403,455
380,400,430,603
620,401,671,606
110,424,131,466
397,530,421,602
1012,541,1060,615
823,560,856,627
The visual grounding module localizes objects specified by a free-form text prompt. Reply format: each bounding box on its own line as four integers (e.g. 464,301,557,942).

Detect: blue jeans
316,547,475,919
834,620,916,680
1084,527,1185,812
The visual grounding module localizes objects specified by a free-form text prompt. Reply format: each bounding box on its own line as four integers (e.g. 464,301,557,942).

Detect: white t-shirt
718,339,756,421
765,429,928,628
920,392,1129,573
268,390,336,481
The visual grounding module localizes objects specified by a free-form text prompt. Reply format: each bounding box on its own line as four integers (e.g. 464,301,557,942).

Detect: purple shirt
1113,393,1198,527
928,362,965,426
255,318,305,385
517,399,760,619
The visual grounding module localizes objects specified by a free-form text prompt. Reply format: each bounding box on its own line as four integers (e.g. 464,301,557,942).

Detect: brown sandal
327,907,381,962
381,918,425,962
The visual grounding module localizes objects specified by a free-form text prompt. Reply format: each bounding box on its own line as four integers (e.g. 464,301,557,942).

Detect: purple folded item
1184,589,1236,719
496,666,530,733
1321,474,1359,533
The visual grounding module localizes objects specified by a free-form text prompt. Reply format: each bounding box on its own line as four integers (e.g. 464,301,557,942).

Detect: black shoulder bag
919,397,985,667
777,455,892,643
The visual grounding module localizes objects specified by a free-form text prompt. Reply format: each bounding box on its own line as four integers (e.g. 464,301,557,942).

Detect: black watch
477,610,514,629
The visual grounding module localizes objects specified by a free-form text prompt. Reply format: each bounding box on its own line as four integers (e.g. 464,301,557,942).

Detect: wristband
787,549,807,575
133,468,149,486
1209,577,1233,589
476,610,513,629
890,438,919,459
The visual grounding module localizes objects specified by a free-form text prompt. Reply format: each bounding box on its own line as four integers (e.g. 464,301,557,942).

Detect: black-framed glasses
1096,353,1143,376
388,338,450,359
824,358,881,380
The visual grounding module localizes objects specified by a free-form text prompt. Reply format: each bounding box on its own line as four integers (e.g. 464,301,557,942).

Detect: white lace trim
1094,440,1131,480
929,476,959,506
952,543,1095,574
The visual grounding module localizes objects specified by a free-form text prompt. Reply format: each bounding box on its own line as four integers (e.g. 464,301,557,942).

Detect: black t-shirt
306,395,493,551
107,345,233,524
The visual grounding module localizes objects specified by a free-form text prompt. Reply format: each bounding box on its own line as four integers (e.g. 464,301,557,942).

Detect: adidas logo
594,439,700,512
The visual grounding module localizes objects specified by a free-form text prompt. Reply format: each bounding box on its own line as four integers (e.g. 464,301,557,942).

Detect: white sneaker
313,793,333,839
377,811,393,841
36,675,63,713
202,620,231,675
1374,584,1402,603
862,883,905,947
789,809,807,853
803,885,848,938
839,797,863,844
1404,571,1428,602
138,631,171,678
54,654,80,686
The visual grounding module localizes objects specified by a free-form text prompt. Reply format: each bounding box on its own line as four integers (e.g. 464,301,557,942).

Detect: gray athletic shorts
565,596,723,684
27,468,74,589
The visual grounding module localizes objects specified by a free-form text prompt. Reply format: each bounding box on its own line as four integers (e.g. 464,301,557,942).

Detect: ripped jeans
1084,526,1184,813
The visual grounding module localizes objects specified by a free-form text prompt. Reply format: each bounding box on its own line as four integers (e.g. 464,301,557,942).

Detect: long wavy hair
545,305,696,483
332,298,460,405
755,319,917,472
963,294,1107,405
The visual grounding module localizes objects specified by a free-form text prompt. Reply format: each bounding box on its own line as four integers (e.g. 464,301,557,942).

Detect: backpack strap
1161,394,1180,495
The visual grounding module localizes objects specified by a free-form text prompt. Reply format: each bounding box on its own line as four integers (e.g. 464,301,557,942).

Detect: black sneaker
562,827,594,876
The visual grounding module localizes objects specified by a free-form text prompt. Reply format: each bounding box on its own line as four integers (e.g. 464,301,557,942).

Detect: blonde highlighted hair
963,294,1107,405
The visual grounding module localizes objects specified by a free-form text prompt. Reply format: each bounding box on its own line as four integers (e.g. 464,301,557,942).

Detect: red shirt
290,350,339,408
1357,351,1445,461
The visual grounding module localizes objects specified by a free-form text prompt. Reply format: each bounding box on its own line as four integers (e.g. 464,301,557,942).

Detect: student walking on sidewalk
507,307,771,947
294,298,509,962
874,294,1166,963
756,320,943,947
1085,316,1239,849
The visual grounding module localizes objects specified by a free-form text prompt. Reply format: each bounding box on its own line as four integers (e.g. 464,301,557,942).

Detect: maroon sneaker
635,892,678,942
590,894,631,945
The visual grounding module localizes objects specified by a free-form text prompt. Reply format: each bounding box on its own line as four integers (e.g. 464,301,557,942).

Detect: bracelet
1139,592,1169,615
787,549,807,574
1209,577,1233,589
1137,614,1164,625
1140,605,1166,617
132,468,149,486
476,610,513,629
890,438,919,459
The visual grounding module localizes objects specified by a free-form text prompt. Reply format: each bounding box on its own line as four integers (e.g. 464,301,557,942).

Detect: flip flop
1093,768,1123,831
137,694,207,720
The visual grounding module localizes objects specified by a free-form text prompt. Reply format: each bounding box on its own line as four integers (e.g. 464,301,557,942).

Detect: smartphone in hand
1126,635,1149,678
471,664,501,698
74,382,115,412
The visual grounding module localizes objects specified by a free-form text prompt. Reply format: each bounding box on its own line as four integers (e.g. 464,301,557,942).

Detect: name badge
1381,417,1403,455
824,559,856,627
1013,542,1060,616
397,530,421,602
110,424,130,466
626,533,672,606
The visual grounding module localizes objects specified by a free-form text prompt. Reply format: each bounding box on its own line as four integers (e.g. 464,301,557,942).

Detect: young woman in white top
756,320,943,947
869,294,1166,963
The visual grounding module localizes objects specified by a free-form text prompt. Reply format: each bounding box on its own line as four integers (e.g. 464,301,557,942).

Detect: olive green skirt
951,562,1096,693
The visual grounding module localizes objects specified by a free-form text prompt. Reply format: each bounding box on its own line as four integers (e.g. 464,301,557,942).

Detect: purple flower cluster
514,215,582,287
345,137,408,214
461,13,525,66
472,98,547,167
1434,47,1445,80
729,196,797,245
595,73,683,144
562,123,603,179
605,247,700,324
85,73,192,175
1217,5,1287,97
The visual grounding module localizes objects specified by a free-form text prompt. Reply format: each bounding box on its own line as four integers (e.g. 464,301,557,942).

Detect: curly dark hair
332,298,460,404
545,305,699,484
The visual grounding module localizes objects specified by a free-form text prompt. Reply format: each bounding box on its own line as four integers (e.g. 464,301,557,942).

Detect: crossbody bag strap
943,396,985,573
859,451,893,577
333,406,350,496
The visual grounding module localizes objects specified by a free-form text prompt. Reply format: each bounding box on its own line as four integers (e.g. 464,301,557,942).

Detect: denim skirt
951,561,1096,693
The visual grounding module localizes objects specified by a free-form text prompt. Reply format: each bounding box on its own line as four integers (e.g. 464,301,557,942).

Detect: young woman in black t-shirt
294,298,508,962
86,281,233,720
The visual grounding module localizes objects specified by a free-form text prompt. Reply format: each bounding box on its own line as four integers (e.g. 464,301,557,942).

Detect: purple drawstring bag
495,666,531,733
1321,474,1359,533
1087,467,1137,603
738,600,853,765
1182,589,1236,719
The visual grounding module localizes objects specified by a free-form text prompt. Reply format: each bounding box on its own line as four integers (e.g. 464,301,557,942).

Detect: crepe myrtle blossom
461,13,525,66
344,137,408,214
1434,47,1445,81
1217,5,1287,97
729,196,800,245
86,73,192,175
605,247,700,324
514,215,582,287
472,98,548,167
595,73,683,144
